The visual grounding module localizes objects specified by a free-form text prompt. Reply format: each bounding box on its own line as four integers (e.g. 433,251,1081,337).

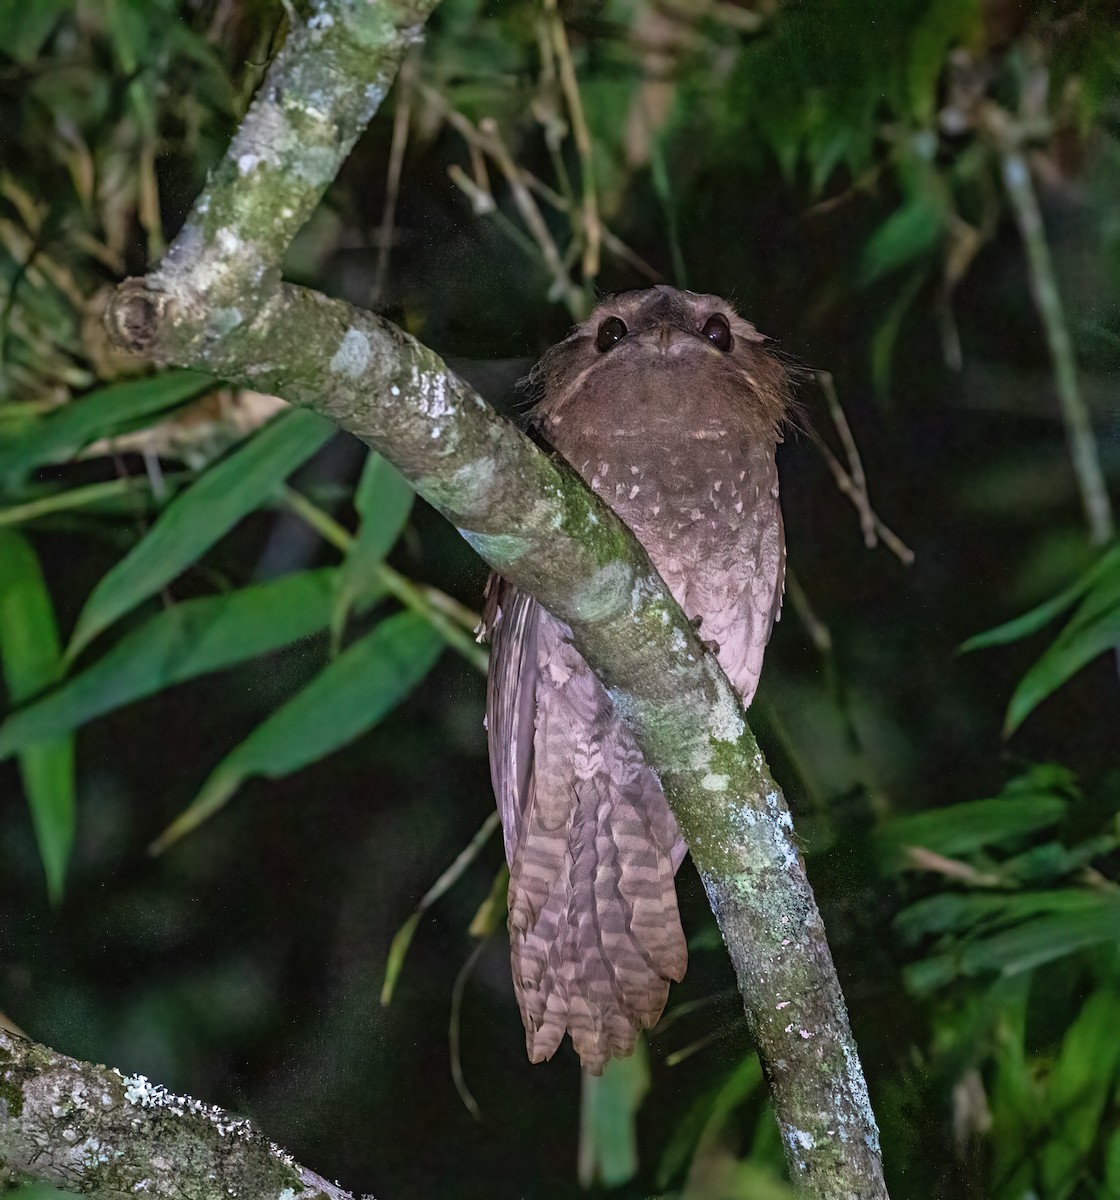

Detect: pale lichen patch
708,681,745,744
330,329,371,380
458,529,530,568
573,560,633,623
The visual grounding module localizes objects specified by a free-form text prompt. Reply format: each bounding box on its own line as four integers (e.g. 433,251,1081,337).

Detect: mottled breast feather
484,285,789,1073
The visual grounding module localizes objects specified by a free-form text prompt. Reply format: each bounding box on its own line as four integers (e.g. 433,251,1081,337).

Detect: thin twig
544,0,601,281
449,937,490,1121
281,485,489,673
784,564,832,656
817,370,875,548
522,170,662,282
372,49,418,306
818,442,915,564
477,116,587,317
996,136,1113,545
810,374,915,564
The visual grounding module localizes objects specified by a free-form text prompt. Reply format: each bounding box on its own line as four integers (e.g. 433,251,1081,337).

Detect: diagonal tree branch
96,1,888,1194
0,1030,358,1200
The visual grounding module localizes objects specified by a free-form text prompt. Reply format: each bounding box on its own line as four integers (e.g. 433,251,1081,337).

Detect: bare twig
372,49,418,306
982,105,1113,546
784,564,833,656
477,116,587,317
543,0,601,281
817,370,876,548
811,373,915,564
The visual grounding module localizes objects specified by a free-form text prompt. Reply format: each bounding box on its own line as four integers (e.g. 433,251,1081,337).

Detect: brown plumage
483,286,789,1073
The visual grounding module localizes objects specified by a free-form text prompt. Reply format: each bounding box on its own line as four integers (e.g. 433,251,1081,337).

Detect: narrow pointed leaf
333,451,414,640
67,407,335,660
882,792,1066,861
0,370,214,483
0,569,345,757
1005,577,1120,734
579,1041,649,1189
1040,986,1120,1197
152,611,444,851
0,530,74,902
860,196,943,285
960,543,1120,653
381,810,500,1006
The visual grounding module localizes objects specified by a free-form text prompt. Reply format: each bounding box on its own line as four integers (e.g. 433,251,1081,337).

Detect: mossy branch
98,0,888,1194
0,1030,356,1200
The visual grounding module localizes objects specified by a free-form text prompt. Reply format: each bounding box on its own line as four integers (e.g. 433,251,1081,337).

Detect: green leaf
0,570,343,757
870,267,927,399
0,529,74,903
904,893,1120,992
0,370,214,485
578,1040,649,1189
960,543,1120,653
658,1053,764,1189
1005,562,1120,734
1106,1129,1120,1197
0,0,71,64
860,196,944,285
334,452,414,644
152,611,444,851
907,0,981,122
381,810,500,1006
895,889,1103,945
1040,986,1120,1199
883,793,1067,862
67,407,335,660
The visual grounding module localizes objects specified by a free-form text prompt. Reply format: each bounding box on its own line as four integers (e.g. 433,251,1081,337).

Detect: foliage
2,1,1119,1198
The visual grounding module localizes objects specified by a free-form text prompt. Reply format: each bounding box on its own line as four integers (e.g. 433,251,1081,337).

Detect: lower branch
0,1030,357,1200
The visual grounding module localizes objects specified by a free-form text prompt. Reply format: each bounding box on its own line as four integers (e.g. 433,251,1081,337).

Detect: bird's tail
508,758,687,1075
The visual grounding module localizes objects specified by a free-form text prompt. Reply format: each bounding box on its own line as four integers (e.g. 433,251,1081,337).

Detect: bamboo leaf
0,570,343,756
658,1054,764,1189
860,196,944,285
1005,611,1120,735
0,529,74,903
0,370,214,484
578,1040,649,1190
960,543,1120,653
334,451,414,643
882,793,1066,862
151,611,444,852
67,408,335,660
1040,986,1120,1199
380,810,500,1006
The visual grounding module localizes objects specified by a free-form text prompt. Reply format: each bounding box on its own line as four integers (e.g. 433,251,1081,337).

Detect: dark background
2,1,1119,1197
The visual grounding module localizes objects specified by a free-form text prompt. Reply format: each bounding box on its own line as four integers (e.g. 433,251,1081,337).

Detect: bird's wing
483,574,687,1073
482,574,541,865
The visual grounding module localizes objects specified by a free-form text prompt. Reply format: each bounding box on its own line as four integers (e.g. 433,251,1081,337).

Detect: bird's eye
595,316,628,352
702,313,733,352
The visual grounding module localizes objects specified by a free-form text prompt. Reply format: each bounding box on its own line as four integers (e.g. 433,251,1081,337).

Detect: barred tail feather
509,771,687,1074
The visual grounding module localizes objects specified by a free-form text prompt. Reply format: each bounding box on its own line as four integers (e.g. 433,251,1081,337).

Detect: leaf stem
1000,147,1114,545
281,485,489,673
0,474,188,527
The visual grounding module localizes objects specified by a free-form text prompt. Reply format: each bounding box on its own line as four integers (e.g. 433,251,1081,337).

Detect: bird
481,285,790,1074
